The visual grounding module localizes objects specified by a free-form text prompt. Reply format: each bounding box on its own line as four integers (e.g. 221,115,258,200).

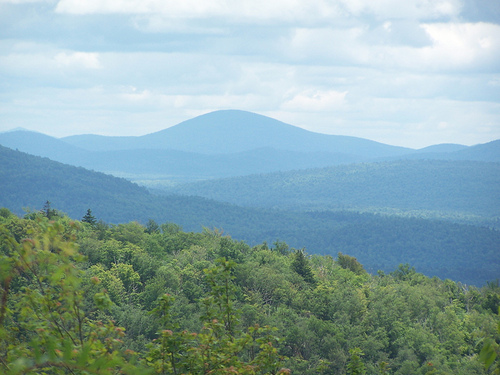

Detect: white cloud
282,89,347,111
54,0,461,23
120,86,153,102
0,0,53,3
55,0,333,20
283,21,500,72
54,52,102,69
338,0,462,19
1,0,499,148
418,22,500,71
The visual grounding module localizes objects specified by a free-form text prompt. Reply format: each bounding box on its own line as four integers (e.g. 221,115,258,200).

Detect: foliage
0,217,145,374
166,160,500,219
347,348,366,375
337,252,366,276
82,208,97,228
1,208,500,374
291,249,316,285
479,308,500,373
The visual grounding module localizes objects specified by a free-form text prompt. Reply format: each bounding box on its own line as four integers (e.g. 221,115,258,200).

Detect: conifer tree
292,249,316,285
82,208,97,227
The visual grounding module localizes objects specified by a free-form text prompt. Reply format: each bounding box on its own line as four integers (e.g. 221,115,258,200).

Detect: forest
1,145,499,287
164,160,500,220
1,207,499,374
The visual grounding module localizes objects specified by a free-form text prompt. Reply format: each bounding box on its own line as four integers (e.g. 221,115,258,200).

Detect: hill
396,140,500,163
3,215,499,375
1,111,499,185
0,145,499,285
164,160,500,221
62,110,414,157
0,129,88,166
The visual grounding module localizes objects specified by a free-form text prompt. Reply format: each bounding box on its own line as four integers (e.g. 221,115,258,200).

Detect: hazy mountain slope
1,145,499,285
416,143,468,153
2,112,498,186
87,147,364,179
0,130,88,165
62,110,414,157
397,140,500,162
166,160,500,218
0,145,149,219
450,139,500,162
0,131,362,180
59,134,140,152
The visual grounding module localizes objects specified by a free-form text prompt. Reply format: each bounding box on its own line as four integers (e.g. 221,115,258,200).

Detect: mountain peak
1,127,39,134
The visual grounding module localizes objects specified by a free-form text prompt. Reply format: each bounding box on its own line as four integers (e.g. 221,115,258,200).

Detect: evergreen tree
41,200,58,220
292,249,316,285
145,219,160,234
82,208,97,227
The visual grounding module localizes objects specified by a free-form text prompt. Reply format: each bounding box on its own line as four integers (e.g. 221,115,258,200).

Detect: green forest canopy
1,208,499,374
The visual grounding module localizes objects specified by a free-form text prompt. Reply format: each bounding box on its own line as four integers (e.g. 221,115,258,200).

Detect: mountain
415,143,468,153
86,147,365,180
0,127,36,133
165,160,500,222
450,139,500,161
1,145,499,286
397,140,500,162
1,110,499,185
0,130,88,166
0,131,365,181
62,110,414,157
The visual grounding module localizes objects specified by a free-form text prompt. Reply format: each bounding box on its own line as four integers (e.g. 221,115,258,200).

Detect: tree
337,252,366,275
146,258,288,374
292,249,316,285
145,219,160,234
479,308,500,374
0,219,145,374
347,348,366,375
82,208,97,227
41,200,58,220
0,208,12,219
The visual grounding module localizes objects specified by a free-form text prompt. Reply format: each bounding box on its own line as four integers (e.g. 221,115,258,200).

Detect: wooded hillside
1,146,499,286
1,211,499,374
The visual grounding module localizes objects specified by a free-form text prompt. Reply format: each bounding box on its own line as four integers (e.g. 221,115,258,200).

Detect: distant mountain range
1,145,499,286
1,110,498,183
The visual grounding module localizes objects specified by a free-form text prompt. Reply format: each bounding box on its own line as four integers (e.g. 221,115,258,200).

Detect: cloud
0,0,53,3
418,22,500,71
283,20,500,73
54,51,102,69
282,89,347,111
54,0,462,23
1,0,499,149
338,0,462,19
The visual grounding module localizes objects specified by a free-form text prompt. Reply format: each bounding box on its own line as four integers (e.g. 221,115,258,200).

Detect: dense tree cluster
1,208,499,374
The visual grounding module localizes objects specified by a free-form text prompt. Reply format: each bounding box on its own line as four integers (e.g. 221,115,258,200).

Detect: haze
1,0,499,148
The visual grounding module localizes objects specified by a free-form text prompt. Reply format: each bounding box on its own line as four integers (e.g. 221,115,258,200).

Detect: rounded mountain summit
62,110,411,158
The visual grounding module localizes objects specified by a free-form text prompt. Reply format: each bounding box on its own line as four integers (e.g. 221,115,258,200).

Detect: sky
0,0,499,148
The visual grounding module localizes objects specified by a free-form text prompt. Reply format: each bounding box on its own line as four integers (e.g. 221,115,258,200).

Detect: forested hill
165,160,500,221
2,214,499,374
1,145,499,285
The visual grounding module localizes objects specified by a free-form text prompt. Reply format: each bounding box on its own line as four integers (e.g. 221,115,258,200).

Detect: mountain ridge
1,110,499,184
61,110,415,157
1,144,499,286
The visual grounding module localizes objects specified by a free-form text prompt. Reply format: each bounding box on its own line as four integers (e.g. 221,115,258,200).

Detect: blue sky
1,0,499,148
